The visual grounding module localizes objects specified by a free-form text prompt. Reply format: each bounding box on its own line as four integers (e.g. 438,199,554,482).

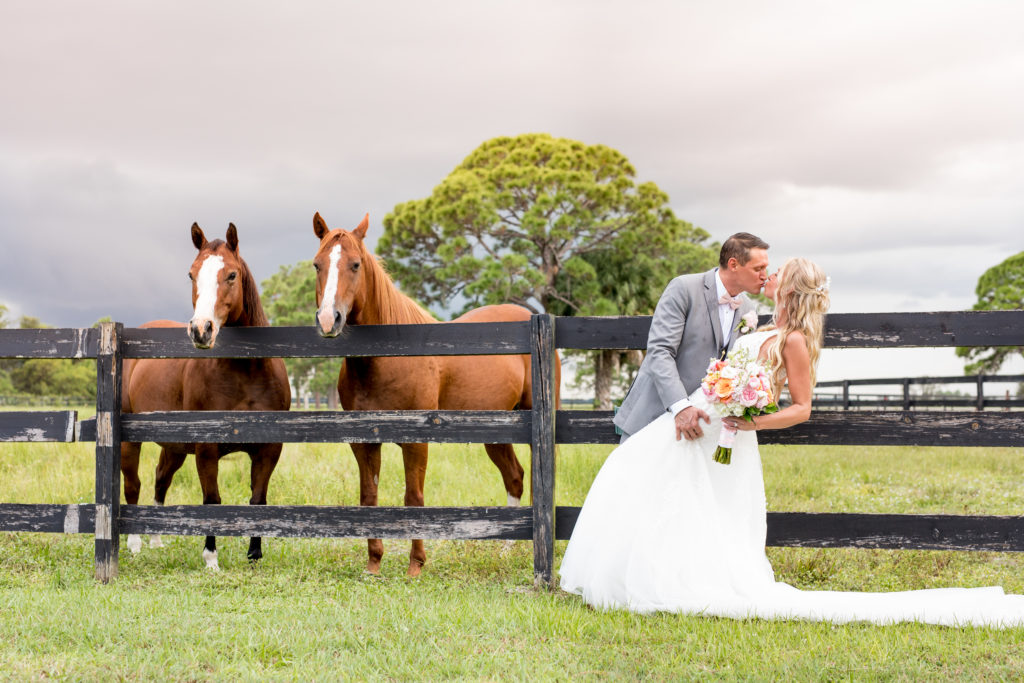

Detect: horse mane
360,241,436,325
240,256,269,327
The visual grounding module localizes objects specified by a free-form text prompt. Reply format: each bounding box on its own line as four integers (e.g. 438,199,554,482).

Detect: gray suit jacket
613,268,756,438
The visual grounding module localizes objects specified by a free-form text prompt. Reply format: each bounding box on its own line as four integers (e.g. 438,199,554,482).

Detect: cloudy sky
1,1,1022,384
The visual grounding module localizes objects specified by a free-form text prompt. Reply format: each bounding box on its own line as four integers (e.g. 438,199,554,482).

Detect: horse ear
313,212,329,240
191,223,207,250
353,213,369,241
226,223,239,251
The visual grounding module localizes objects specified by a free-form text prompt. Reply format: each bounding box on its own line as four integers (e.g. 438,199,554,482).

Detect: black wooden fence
2,310,1023,586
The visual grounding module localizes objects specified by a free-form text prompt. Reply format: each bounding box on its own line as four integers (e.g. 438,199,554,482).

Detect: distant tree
0,304,10,329
378,133,717,407
261,261,342,407
379,133,711,316
11,358,95,398
956,250,1024,374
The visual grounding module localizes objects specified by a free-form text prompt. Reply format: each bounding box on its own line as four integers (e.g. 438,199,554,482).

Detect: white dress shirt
670,268,737,418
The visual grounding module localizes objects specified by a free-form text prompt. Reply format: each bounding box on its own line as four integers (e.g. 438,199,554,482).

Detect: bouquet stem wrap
714,425,738,464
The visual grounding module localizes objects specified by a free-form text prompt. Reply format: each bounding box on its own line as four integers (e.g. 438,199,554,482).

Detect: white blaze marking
192,254,225,328
317,245,343,331
203,548,220,570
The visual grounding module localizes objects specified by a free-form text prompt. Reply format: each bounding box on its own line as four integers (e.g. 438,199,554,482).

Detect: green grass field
2,420,1024,680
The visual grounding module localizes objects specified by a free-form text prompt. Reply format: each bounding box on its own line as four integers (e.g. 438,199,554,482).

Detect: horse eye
313,263,321,272
352,262,361,271
188,272,194,281
227,272,237,282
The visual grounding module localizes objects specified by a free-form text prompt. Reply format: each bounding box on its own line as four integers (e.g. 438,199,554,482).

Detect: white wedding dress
559,330,1024,627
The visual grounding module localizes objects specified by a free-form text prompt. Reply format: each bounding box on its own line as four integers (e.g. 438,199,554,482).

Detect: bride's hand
723,416,758,432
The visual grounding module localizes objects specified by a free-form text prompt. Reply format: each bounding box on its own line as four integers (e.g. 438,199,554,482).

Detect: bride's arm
726,330,813,431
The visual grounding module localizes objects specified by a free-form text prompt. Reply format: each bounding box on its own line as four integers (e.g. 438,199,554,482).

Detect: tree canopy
378,133,714,316
957,250,1024,374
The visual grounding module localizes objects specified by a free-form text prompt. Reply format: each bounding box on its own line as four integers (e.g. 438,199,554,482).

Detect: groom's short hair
719,233,770,268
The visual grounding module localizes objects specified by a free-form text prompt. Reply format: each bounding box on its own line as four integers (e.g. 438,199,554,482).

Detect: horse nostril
334,311,341,325
203,321,213,336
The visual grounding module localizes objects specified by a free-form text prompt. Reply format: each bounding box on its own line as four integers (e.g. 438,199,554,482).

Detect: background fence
2,310,1023,586
814,374,1024,410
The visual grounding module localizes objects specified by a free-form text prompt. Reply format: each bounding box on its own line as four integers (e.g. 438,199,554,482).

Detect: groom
614,233,770,443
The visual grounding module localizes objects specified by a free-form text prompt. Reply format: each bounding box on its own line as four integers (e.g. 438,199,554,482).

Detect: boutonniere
736,310,758,335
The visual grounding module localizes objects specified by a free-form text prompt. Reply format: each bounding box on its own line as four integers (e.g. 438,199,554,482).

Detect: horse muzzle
315,309,343,338
188,318,218,349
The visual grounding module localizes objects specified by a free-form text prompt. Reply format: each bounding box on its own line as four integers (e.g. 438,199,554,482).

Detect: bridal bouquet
700,346,778,464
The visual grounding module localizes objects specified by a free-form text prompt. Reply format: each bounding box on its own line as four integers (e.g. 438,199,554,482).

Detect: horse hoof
149,536,164,549
126,534,142,554
247,552,262,563
366,561,381,575
202,548,220,571
407,561,423,578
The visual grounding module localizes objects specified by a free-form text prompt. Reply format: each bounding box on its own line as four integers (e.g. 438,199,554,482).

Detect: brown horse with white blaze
312,212,560,576
120,223,291,569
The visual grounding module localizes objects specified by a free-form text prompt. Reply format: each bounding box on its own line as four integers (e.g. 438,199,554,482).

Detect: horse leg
150,447,187,549
120,442,143,554
400,442,428,577
484,443,525,506
194,445,222,570
246,443,282,562
485,443,525,556
350,442,384,574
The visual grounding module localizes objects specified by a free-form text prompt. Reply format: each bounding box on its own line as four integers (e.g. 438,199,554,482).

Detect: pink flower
739,385,759,407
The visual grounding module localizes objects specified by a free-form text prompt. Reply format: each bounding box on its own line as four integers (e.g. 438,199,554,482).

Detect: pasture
2,429,1024,680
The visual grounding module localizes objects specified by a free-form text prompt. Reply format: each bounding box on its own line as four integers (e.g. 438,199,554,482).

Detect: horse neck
351,250,435,326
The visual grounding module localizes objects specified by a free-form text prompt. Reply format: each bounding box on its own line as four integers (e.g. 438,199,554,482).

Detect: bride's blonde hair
763,257,830,398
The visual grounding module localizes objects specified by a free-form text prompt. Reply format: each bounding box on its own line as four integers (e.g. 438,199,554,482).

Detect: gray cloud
1,0,1022,348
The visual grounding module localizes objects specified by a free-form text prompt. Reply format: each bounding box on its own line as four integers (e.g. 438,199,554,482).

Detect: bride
559,258,1024,627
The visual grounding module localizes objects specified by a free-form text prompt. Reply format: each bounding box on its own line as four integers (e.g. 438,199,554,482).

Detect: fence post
95,322,123,583
902,378,911,411
976,374,985,411
530,314,556,589
842,380,850,410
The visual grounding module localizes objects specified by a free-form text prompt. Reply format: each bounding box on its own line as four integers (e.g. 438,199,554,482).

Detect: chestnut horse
311,212,560,576
120,223,291,569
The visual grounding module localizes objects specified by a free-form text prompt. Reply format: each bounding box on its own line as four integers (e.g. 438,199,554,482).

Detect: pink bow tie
718,294,741,310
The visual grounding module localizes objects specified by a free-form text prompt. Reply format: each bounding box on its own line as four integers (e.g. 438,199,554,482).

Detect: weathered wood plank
530,314,557,588
120,505,533,540
764,512,1024,552
555,507,1024,550
0,411,76,442
814,399,1024,409
0,328,98,359
556,410,1024,447
121,322,532,359
94,322,122,583
105,410,532,444
556,311,1024,350
0,504,95,533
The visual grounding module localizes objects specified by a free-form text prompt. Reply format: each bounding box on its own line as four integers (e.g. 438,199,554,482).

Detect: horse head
312,212,369,337
187,222,247,349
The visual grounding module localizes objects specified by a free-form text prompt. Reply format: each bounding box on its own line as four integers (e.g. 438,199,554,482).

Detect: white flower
737,311,759,335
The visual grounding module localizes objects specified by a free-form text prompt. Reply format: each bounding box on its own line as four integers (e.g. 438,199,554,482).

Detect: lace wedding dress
559,330,1024,627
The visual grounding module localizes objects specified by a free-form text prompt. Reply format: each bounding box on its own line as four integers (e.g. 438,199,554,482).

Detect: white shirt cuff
670,398,692,416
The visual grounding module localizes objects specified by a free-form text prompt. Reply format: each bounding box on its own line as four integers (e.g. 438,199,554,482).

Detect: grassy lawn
2,427,1024,680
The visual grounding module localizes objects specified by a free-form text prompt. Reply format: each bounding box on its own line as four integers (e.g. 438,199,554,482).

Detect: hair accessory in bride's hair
816,276,831,293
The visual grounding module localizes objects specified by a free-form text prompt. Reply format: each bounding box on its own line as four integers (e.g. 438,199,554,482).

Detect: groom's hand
675,406,711,441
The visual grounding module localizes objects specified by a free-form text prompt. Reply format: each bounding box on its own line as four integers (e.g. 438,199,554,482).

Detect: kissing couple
560,233,1024,627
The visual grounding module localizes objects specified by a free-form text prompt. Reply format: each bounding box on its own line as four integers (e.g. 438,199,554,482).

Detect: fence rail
2,310,1024,585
